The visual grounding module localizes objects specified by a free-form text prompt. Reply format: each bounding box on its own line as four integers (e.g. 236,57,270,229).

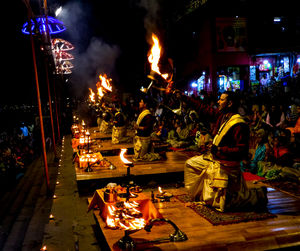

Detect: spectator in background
260,73,268,91
271,129,294,167
266,104,285,133
241,129,270,174
20,122,29,138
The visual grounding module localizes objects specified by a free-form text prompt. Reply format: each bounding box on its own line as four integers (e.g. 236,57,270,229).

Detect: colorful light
52,38,75,51
22,16,66,35
54,51,74,61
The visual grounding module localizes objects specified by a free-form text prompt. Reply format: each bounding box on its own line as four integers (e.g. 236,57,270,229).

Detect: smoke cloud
138,0,162,39
57,1,121,96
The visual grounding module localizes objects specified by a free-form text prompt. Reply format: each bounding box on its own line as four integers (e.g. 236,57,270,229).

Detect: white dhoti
133,136,160,161
112,126,127,144
184,154,267,212
99,120,111,133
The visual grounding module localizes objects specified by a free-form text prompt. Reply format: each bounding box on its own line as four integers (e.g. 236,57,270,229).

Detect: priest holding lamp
133,97,160,162
184,91,268,212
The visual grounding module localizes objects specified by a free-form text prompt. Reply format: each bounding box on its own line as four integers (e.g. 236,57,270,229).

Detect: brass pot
104,189,117,203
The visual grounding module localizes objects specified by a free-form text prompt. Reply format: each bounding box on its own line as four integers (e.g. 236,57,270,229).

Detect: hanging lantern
22,16,66,35
52,38,75,51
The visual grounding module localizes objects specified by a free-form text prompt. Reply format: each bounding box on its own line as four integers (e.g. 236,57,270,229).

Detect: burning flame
120,149,132,165
106,215,118,228
79,154,97,163
106,200,145,230
158,186,164,194
130,218,146,229
99,74,112,92
148,33,168,80
89,88,95,103
108,205,117,215
97,86,104,98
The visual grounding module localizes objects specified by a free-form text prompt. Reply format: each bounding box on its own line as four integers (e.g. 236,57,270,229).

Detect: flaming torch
89,88,96,104
143,33,173,93
148,33,168,80
96,74,113,104
99,74,113,92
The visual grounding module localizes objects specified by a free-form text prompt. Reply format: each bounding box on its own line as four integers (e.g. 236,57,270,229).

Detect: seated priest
133,97,161,161
184,91,268,212
112,106,129,144
99,110,112,134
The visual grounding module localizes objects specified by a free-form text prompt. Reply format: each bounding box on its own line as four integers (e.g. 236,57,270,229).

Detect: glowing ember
120,149,132,165
89,88,96,103
148,33,168,80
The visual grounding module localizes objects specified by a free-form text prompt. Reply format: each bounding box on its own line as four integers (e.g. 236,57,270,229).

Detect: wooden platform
97,141,134,152
91,186,300,251
75,151,188,181
89,127,135,140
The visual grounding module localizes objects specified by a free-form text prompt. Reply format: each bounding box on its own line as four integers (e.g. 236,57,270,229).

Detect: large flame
148,34,168,80
99,74,112,92
120,148,132,165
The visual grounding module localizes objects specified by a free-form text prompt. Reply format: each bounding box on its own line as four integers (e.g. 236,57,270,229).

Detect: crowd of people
89,74,300,212
95,74,300,181
0,121,42,193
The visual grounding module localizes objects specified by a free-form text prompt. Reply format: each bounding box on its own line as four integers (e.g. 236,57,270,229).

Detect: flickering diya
156,186,173,201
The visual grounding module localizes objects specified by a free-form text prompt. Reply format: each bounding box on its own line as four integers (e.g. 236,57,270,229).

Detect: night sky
6,0,299,106
6,0,178,105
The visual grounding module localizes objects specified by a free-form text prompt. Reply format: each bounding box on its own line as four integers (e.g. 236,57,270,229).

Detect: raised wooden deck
89,127,135,140
91,186,300,251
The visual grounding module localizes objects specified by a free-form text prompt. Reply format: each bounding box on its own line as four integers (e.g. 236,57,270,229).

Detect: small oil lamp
120,149,135,201
40,245,47,251
49,214,54,220
86,130,90,151
120,148,133,176
156,186,173,202
81,120,86,134
84,130,93,172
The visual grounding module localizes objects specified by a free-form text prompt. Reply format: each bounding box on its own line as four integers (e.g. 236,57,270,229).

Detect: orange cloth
71,138,79,150
87,189,162,223
286,117,300,135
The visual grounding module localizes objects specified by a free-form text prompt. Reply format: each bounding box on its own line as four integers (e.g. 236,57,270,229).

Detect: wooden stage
91,186,300,251
75,151,189,181
89,127,135,140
